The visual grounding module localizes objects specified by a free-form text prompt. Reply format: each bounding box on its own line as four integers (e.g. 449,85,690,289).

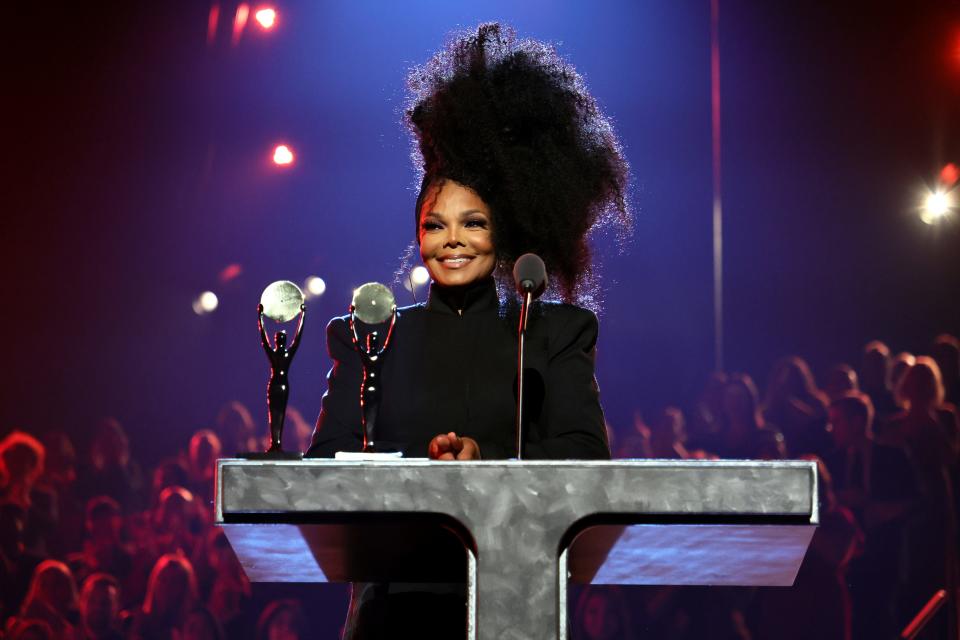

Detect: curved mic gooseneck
512,254,548,459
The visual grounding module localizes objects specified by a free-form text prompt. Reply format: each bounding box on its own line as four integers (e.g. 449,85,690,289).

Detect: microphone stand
515,287,533,459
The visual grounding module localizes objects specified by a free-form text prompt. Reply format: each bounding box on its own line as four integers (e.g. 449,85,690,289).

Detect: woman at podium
305,23,631,638
306,22,630,463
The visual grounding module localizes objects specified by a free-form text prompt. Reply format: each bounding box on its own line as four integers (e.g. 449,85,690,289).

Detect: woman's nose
443,225,465,247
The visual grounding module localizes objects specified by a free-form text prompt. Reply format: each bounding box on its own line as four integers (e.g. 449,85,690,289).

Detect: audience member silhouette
932,333,960,407
762,356,832,458
186,430,221,504
749,458,860,640
79,573,122,640
70,496,133,589
890,351,916,397
823,363,858,402
179,607,224,640
129,554,199,640
571,586,634,640
214,402,260,456
12,559,80,639
0,431,46,511
716,373,783,459
687,372,728,454
80,419,143,513
883,357,959,638
860,341,899,424
826,392,917,639
647,407,691,459
255,599,306,640
613,412,652,459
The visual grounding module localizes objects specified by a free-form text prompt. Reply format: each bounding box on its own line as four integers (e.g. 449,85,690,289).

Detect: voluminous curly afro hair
407,22,631,305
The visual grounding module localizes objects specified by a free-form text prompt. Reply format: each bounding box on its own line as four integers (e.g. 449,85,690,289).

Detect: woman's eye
421,222,442,231
465,219,487,228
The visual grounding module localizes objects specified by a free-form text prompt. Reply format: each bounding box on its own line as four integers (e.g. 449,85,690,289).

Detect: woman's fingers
429,432,475,460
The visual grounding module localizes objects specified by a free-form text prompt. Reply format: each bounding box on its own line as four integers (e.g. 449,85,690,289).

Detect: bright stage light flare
411,266,430,286
305,276,326,297
272,144,294,166
193,291,219,315
921,190,954,225
254,7,277,30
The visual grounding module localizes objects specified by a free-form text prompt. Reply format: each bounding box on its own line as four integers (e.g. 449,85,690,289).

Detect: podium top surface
216,458,818,592
217,458,818,525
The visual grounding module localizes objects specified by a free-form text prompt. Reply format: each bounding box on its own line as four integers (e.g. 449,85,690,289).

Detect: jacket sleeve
523,306,611,460
304,316,365,457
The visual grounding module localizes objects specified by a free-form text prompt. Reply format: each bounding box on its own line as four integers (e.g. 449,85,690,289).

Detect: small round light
921,191,953,224
411,266,430,286
305,276,326,297
254,7,277,30
272,144,294,166
193,291,219,315
200,291,219,312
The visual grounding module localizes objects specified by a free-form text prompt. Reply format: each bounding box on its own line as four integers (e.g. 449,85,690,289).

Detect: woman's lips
437,255,474,269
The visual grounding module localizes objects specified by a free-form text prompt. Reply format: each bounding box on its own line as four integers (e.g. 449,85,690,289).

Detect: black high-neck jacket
305,278,609,460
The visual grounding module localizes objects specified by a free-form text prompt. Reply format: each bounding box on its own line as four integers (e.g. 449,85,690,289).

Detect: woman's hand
428,432,480,460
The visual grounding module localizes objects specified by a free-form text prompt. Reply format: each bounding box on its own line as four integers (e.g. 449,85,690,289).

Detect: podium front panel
216,459,817,639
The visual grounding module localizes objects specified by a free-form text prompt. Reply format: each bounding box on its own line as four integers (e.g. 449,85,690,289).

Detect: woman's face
419,180,496,288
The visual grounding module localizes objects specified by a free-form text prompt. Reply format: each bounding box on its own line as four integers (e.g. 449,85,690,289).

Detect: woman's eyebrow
459,209,486,218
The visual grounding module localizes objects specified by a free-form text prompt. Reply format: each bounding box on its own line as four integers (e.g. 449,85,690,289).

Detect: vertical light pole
710,0,724,371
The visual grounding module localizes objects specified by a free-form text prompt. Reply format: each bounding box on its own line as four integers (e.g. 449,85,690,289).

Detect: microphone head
513,253,548,298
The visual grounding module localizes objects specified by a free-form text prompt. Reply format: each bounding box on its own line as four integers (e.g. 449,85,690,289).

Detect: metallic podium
216,459,817,639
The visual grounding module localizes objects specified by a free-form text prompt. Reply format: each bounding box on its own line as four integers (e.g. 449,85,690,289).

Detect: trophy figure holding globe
241,280,306,459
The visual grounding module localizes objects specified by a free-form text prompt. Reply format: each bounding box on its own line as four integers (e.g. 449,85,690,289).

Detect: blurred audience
1,333,958,639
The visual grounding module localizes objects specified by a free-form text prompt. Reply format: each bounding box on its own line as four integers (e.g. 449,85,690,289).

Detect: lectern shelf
216,458,817,640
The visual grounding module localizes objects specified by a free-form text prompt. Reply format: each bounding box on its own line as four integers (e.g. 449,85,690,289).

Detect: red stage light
272,144,294,166
219,263,243,283
207,4,220,46
941,163,959,187
254,7,277,30
232,3,250,46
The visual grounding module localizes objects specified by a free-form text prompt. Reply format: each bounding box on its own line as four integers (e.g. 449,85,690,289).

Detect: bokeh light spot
272,144,294,166
254,7,277,30
193,291,219,315
305,276,327,297
411,266,430,286
921,190,953,224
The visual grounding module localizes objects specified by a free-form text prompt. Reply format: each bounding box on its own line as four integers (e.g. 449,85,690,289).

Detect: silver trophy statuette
260,280,305,323
349,282,397,452
240,280,306,460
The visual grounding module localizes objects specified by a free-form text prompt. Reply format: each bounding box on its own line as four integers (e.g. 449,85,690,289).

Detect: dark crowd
1,335,958,640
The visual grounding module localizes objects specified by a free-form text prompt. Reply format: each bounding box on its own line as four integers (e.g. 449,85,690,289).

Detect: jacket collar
426,277,499,315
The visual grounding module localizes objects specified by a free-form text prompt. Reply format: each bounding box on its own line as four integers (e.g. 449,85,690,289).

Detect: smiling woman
305,22,630,639
417,180,496,290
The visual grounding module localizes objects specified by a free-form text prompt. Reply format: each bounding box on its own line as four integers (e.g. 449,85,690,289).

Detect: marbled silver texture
216,459,817,640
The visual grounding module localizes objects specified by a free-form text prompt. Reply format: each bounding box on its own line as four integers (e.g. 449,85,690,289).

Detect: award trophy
348,282,397,453
240,280,305,460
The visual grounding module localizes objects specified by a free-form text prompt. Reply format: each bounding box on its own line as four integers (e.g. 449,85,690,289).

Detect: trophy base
235,450,304,460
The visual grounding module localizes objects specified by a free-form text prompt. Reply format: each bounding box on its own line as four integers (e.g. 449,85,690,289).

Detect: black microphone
512,254,547,459
513,253,548,298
